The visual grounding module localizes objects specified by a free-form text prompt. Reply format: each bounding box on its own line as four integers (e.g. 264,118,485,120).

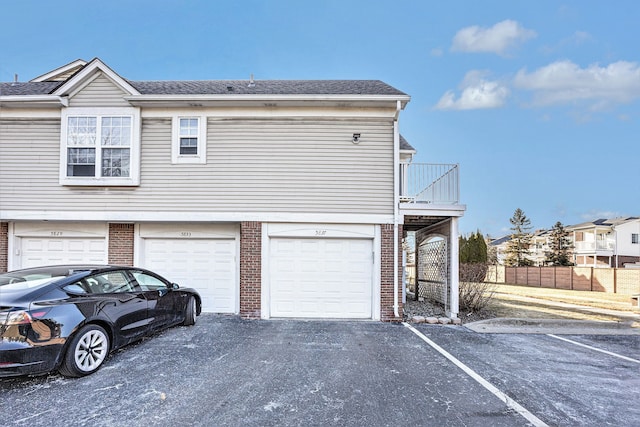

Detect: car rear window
0,273,65,291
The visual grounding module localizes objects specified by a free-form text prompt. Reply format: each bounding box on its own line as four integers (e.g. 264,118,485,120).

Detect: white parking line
403,323,549,427
547,334,640,364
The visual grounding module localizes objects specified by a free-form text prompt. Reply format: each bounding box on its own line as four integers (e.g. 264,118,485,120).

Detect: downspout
393,101,401,318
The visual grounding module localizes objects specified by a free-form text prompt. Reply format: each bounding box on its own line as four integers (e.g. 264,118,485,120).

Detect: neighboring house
488,235,510,265
0,58,465,321
489,217,640,268
529,229,551,266
569,217,640,268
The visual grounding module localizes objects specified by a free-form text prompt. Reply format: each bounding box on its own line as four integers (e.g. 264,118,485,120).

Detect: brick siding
0,222,7,273
240,221,262,319
381,224,403,321
108,223,134,266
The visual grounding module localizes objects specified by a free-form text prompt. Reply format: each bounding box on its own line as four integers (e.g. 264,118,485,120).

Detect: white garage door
142,238,236,313
269,238,373,319
21,237,106,268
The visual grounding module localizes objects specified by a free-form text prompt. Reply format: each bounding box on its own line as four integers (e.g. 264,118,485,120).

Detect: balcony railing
400,162,459,204
574,240,616,252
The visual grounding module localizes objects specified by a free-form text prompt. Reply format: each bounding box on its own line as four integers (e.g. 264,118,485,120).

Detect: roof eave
0,95,68,108
124,94,410,108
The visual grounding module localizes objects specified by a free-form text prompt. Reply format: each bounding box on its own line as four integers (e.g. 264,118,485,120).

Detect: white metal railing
574,240,616,251
399,162,459,204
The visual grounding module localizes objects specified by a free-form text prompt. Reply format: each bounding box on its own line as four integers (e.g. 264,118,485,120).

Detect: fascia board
399,204,467,218
52,58,140,96
30,59,87,83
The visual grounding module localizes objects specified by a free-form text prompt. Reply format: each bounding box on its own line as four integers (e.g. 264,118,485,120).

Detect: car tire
183,296,197,326
59,324,110,377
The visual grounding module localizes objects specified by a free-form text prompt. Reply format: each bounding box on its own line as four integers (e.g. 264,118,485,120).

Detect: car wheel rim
75,329,108,372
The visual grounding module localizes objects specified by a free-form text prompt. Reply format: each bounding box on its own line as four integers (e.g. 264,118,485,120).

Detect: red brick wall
0,222,7,273
108,223,134,266
240,221,262,319
381,224,403,321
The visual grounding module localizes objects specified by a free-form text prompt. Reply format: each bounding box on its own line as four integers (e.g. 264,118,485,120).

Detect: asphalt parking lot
1,316,639,427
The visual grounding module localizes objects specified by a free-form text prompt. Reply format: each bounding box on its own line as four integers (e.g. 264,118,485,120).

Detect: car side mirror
171,283,180,290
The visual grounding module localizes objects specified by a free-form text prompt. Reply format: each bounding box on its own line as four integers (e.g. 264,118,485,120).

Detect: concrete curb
464,317,640,335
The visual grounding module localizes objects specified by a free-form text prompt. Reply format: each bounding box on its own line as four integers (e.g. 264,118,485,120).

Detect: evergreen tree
504,208,533,266
459,230,487,263
544,221,573,266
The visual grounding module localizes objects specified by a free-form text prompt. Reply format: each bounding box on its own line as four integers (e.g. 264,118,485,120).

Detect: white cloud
571,30,592,45
451,20,536,55
540,31,593,55
435,71,509,110
514,60,640,107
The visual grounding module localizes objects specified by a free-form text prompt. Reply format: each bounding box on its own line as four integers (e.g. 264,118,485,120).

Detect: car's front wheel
183,296,197,326
59,324,110,377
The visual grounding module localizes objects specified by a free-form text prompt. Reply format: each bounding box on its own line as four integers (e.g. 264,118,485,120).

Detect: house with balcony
0,58,465,321
488,232,544,266
490,217,640,269
528,229,552,266
569,217,640,267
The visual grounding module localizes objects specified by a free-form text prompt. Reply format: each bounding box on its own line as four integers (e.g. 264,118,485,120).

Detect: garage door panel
270,237,373,319
21,237,107,268
142,238,236,314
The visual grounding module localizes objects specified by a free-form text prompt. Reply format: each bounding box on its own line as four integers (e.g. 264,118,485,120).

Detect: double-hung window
172,116,207,164
61,108,140,185
633,233,639,244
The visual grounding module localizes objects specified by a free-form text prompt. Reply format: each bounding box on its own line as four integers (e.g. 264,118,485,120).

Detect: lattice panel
417,239,449,308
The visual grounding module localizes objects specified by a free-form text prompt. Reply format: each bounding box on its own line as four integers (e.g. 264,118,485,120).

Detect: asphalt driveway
1,316,639,426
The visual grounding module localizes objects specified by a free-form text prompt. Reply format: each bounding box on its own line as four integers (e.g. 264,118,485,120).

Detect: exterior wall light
352,133,361,144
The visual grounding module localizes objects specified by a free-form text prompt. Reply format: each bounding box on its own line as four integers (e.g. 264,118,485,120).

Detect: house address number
315,230,327,236
180,232,192,237
51,231,63,236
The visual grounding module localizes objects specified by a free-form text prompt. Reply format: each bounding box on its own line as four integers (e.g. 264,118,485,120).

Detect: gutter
125,93,411,104
0,95,68,107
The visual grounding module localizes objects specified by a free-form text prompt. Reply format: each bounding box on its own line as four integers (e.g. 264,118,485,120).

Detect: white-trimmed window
60,107,140,186
633,233,639,244
172,116,207,164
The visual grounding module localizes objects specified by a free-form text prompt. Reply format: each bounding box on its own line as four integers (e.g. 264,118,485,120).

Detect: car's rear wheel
59,324,110,377
183,296,197,326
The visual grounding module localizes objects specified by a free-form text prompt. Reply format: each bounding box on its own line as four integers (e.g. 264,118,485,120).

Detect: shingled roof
1,77,407,98
129,79,407,96
399,135,416,151
0,81,61,96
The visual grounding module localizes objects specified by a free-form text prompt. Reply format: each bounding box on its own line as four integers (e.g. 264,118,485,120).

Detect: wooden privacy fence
486,265,640,295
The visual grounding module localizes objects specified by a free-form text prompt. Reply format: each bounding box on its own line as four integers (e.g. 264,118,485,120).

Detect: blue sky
2,0,638,238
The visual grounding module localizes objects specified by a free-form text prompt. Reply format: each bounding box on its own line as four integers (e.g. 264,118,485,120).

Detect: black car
0,265,201,378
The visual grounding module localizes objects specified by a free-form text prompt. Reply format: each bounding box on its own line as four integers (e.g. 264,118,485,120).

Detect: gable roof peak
30,59,87,83
51,57,140,97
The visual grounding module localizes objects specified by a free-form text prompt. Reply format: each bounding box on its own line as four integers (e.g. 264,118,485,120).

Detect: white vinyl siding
68,74,131,107
0,117,393,215
0,119,61,205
